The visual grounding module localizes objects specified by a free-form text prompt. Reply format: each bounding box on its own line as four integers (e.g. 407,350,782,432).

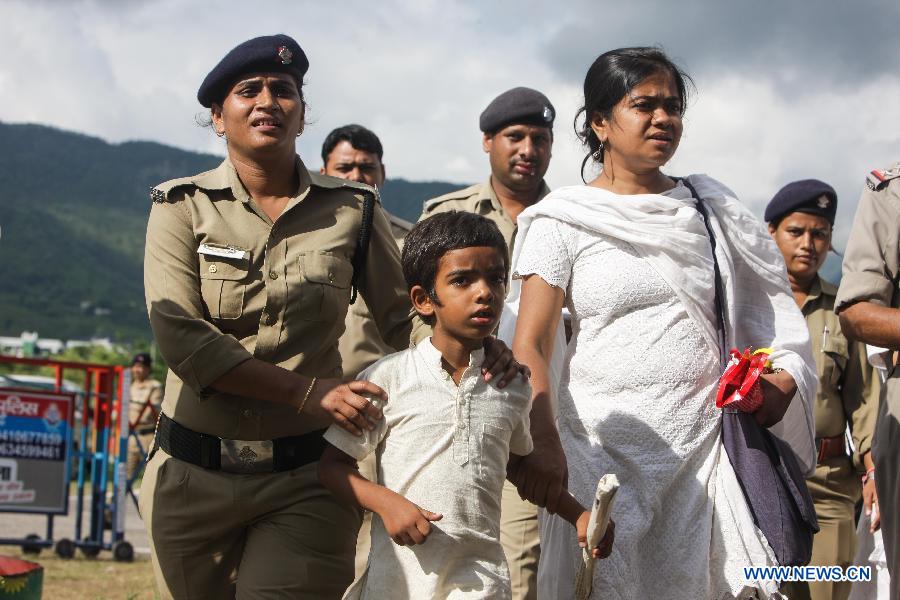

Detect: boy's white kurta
324,338,533,600
502,177,817,600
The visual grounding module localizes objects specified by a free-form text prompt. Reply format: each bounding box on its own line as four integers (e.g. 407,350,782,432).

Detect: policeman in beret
421,87,554,258
320,124,412,583
419,86,555,600
835,162,900,596
766,180,880,600
142,34,524,599
127,352,162,479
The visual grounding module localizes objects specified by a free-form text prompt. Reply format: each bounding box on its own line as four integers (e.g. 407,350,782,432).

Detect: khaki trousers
500,479,540,600
873,371,899,600
140,448,361,600
782,457,860,600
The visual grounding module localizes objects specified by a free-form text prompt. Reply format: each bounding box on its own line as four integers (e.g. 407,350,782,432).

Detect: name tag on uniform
198,243,248,260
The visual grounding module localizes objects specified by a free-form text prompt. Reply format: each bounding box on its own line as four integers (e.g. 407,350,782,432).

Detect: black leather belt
155,413,328,474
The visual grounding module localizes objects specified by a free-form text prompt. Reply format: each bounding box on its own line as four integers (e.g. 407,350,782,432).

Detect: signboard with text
0,389,73,513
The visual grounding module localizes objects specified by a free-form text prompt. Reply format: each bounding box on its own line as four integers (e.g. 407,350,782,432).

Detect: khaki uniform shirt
419,177,551,256
802,276,879,460
144,157,427,440
835,167,900,316
129,378,162,430
338,214,413,380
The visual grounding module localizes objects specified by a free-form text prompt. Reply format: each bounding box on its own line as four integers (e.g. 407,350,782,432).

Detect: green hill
0,122,461,341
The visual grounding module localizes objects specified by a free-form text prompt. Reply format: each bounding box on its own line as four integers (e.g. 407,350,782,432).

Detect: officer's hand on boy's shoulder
309,378,387,435
481,337,530,388
380,495,443,547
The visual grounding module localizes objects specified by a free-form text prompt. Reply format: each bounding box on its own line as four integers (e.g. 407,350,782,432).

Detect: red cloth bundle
715,347,772,413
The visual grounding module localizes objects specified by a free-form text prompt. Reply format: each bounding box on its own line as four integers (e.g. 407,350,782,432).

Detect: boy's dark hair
402,211,509,312
321,123,384,165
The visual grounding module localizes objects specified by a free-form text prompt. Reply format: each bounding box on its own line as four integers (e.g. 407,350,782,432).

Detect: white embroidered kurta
508,178,816,600
324,339,533,600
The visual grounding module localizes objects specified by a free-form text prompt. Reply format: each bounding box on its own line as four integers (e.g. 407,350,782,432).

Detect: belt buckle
220,439,274,473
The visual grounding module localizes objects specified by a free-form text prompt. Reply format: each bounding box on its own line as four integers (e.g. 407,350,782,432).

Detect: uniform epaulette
865,162,900,191
149,176,197,204
421,183,481,213
307,171,381,204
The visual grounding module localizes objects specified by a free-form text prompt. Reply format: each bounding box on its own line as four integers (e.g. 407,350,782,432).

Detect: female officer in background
766,180,881,600
142,34,521,599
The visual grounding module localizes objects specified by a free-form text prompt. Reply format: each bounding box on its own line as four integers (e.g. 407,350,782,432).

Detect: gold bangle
297,377,316,414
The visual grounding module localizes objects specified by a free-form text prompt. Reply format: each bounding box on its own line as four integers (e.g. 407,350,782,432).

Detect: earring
215,130,225,138
592,140,604,160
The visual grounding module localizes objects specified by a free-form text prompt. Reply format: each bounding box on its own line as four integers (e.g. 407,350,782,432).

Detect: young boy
318,211,610,599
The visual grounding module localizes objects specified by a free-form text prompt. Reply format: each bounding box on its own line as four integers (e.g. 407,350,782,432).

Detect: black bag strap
678,177,728,367
349,191,375,305
678,178,820,564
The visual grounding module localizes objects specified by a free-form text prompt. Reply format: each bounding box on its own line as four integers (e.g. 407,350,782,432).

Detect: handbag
682,178,819,567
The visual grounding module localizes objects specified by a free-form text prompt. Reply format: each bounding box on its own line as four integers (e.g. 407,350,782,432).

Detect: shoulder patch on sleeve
149,176,196,203
865,162,900,191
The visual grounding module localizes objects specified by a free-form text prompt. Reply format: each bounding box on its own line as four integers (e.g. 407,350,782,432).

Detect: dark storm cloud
540,0,900,92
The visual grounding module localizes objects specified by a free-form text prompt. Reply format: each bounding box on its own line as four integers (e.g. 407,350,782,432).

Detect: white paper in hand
574,473,619,600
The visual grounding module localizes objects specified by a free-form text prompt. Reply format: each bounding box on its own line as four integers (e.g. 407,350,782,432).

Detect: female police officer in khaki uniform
141,34,521,599
766,180,881,600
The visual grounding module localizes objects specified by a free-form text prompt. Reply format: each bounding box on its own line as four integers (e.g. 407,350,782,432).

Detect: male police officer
321,124,413,584
127,352,163,478
321,124,413,381
420,87,554,600
766,180,880,600
835,163,900,598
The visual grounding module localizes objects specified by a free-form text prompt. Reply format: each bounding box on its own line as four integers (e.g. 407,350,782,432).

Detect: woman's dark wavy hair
575,47,694,181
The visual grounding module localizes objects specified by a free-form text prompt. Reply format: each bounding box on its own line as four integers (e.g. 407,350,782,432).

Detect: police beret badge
196,34,309,108
764,179,837,225
479,86,556,133
277,45,292,65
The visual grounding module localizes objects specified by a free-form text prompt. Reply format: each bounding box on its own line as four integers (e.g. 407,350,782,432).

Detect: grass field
0,546,157,600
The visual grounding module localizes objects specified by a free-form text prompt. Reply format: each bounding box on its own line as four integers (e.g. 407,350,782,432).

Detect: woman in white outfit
507,47,817,599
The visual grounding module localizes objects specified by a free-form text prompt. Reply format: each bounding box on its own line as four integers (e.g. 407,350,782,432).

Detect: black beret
132,353,152,367
197,34,308,108
479,87,555,133
765,179,838,225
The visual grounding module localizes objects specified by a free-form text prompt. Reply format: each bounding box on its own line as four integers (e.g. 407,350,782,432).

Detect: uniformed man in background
321,124,413,381
127,352,162,478
766,180,880,600
420,86,554,600
835,163,900,598
321,124,412,584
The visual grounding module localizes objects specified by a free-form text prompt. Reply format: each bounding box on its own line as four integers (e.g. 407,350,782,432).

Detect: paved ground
1,487,149,559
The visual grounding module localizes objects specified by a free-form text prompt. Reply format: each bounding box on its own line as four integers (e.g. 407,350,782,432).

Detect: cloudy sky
3,0,899,249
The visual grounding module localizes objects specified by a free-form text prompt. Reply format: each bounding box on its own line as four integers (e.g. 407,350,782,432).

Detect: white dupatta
498,174,818,473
